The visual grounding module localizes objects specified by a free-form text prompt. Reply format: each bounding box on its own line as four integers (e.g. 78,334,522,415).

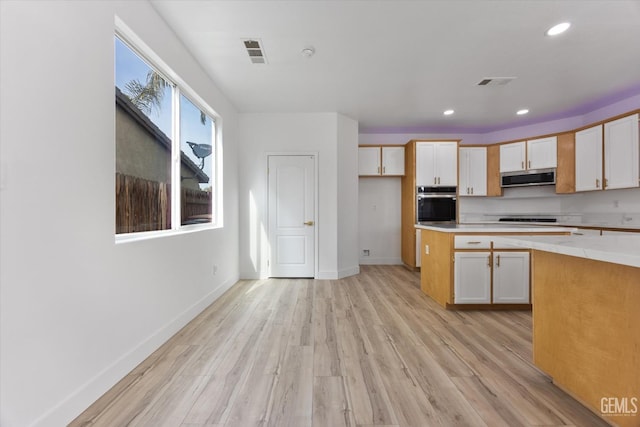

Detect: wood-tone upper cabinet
527,136,557,170
604,113,639,190
459,147,487,196
575,125,603,192
500,137,557,172
358,146,405,176
416,141,458,186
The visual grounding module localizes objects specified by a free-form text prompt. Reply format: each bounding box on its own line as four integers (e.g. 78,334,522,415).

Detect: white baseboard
359,257,403,265
33,276,238,427
239,270,269,280
337,265,360,279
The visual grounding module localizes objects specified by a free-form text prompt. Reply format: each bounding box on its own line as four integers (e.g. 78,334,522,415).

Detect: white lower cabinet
454,250,530,304
454,252,491,303
492,251,530,303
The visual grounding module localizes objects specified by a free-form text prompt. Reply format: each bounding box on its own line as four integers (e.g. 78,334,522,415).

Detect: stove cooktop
498,217,557,223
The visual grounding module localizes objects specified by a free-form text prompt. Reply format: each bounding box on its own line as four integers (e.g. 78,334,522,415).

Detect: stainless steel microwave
500,168,556,188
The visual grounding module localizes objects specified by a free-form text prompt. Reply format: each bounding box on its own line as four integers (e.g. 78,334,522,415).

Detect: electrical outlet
363,249,370,256
425,245,429,254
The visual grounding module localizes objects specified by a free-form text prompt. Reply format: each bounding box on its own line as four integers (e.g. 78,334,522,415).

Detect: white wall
337,115,360,276
358,178,403,264
0,2,239,426
238,112,359,280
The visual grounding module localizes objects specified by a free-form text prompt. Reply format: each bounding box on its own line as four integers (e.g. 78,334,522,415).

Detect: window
114,34,218,236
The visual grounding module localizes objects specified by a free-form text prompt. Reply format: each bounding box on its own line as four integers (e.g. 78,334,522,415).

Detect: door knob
304,221,314,226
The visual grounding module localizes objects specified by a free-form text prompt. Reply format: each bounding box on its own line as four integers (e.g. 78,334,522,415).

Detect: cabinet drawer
492,238,527,249
454,236,492,249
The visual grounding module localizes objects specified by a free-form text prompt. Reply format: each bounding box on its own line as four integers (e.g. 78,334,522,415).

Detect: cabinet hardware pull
496,255,501,267
521,161,524,169
466,187,470,194
596,178,600,188
434,177,437,184
383,166,385,174
604,178,608,188
528,160,531,169
487,255,491,267
377,166,380,174
304,220,314,226
438,177,441,184
471,187,474,195
468,241,481,244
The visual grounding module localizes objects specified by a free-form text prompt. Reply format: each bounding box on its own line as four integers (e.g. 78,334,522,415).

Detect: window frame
115,22,223,243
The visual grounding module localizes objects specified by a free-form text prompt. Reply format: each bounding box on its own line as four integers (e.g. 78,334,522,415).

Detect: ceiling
150,0,640,133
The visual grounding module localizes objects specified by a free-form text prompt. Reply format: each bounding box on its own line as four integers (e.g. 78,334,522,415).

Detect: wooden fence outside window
115,173,212,234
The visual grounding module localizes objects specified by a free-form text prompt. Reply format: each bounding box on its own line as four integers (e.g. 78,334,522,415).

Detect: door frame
265,152,319,278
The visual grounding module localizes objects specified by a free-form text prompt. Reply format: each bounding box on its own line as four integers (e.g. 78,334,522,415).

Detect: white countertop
495,235,640,268
415,223,576,233
476,220,640,231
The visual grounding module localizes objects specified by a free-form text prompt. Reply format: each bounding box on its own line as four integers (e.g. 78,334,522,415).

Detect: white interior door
268,155,315,278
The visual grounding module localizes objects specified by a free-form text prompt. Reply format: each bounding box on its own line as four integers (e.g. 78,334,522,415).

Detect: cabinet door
604,114,639,190
435,142,458,186
459,149,471,195
382,146,405,175
416,142,436,185
454,252,491,304
575,125,603,192
358,147,381,176
459,147,487,196
527,136,557,169
500,141,526,172
493,251,530,304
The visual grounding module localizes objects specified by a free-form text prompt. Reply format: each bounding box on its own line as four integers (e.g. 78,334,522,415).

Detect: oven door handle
417,194,457,199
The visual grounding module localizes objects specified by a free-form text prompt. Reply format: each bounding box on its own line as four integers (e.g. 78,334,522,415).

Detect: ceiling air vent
477,77,516,86
243,39,267,64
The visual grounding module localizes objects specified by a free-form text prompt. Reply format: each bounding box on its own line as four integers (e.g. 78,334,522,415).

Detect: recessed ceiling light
443,109,454,116
517,109,529,115
546,22,571,36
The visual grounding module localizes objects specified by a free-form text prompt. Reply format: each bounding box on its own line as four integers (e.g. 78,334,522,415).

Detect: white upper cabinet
604,114,639,190
575,125,603,192
381,146,405,175
500,137,557,172
416,141,458,186
527,136,557,169
358,146,405,176
499,141,526,172
459,147,487,196
358,146,381,175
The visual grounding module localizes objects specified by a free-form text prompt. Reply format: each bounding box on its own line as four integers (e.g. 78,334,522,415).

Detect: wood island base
532,250,640,427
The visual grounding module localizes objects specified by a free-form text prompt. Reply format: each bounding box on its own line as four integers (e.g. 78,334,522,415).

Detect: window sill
115,223,222,244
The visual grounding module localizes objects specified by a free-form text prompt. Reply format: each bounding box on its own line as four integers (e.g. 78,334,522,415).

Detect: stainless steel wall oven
417,186,457,222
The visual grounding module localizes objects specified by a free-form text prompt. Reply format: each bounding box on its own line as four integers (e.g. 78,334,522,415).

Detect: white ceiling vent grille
477,77,516,86
243,39,267,64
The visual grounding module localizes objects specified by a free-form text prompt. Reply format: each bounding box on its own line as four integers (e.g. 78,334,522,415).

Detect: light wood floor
71,265,607,427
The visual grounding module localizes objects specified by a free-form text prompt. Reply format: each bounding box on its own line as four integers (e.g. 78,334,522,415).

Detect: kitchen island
493,235,640,427
415,223,575,309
